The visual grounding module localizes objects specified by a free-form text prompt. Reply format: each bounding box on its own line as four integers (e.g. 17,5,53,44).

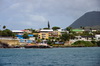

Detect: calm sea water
0,47,100,66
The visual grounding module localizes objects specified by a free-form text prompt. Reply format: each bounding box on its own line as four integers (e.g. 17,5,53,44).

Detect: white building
40,29,53,32
95,34,100,40
12,30,24,35
57,29,66,32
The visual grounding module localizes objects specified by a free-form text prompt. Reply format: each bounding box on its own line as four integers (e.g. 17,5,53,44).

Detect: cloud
6,14,47,29
28,14,47,22
7,0,100,16
9,3,20,9
0,0,100,29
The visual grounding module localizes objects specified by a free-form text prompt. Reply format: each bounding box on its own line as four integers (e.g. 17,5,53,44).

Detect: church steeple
48,21,50,29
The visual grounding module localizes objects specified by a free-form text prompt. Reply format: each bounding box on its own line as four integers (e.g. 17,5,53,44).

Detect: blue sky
0,0,100,30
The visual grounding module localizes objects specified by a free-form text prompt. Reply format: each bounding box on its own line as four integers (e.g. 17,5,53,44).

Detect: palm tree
3,25,6,30
90,28,92,31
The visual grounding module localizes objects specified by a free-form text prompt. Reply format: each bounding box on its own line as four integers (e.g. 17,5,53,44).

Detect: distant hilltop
69,11,100,29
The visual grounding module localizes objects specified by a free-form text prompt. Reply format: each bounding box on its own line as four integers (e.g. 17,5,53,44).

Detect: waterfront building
72,29,84,33
38,32,49,39
12,30,24,35
95,34,100,41
22,30,32,33
38,29,62,40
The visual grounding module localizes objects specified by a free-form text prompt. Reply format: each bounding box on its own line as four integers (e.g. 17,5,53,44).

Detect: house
38,29,53,39
12,30,24,35
38,32,49,39
72,29,84,33
16,34,34,39
22,30,32,33
49,31,61,38
74,35,95,41
38,29,62,40
95,34,100,41
40,29,53,32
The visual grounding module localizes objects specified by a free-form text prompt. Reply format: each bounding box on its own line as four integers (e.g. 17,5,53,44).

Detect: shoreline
0,46,99,49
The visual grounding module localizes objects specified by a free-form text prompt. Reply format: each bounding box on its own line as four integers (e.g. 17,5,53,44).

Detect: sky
0,0,100,30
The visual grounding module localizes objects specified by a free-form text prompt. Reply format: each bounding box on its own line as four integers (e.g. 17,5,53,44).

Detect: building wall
38,33,49,39
95,35,100,40
49,31,61,38
38,31,62,40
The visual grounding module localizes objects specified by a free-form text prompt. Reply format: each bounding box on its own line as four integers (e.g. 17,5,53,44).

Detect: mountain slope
69,11,100,29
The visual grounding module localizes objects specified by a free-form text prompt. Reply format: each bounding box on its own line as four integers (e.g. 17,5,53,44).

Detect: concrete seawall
0,39,19,46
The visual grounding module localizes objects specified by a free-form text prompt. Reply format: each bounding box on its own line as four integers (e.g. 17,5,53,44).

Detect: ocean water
0,47,100,66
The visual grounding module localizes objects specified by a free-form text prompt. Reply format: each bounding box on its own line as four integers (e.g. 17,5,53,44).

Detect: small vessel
20,47,25,49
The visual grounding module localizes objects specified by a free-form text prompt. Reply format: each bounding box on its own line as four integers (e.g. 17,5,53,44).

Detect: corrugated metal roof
72,29,83,32
40,29,53,32
12,30,24,32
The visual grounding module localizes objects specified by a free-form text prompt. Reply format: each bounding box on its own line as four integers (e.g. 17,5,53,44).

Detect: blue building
16,34,34,39
16,34,34,43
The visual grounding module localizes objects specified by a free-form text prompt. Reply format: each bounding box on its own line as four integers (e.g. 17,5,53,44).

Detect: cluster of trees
22,32,29,39
72,40,100,47
0,29,15,37
52,26,60,30
53,26,100,43
0,25,15,37
43,26,60,30
72,41,96,47
25,28,39,33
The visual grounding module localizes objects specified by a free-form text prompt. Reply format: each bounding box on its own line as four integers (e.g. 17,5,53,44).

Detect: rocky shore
0,41,52,48
0,41,10,48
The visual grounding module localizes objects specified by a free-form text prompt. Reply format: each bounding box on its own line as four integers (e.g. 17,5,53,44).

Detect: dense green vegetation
0,29,15,37
72,41,97,47
25,28,39,33
43,28,50,29
22,33,29,39
52,26,60,30
96,41,100,46
60,32,75,42
66,27,72,33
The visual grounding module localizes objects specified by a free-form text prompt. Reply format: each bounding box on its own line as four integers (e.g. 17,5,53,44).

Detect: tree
12,33,16,38
80,26,85,29
72,41,95,47
47,40,52,45
48,21,50,29
81,31,91,36
97,41,100,47
60,32,70,42
60,32,75,42
90,28,92,32
0,30,2,37
36,39,42,43
66,27,72,33
43,28,50,29
2,29,14,37
3,25,6,30
22,33,29,39
31,29,38,33
52,26,60,30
